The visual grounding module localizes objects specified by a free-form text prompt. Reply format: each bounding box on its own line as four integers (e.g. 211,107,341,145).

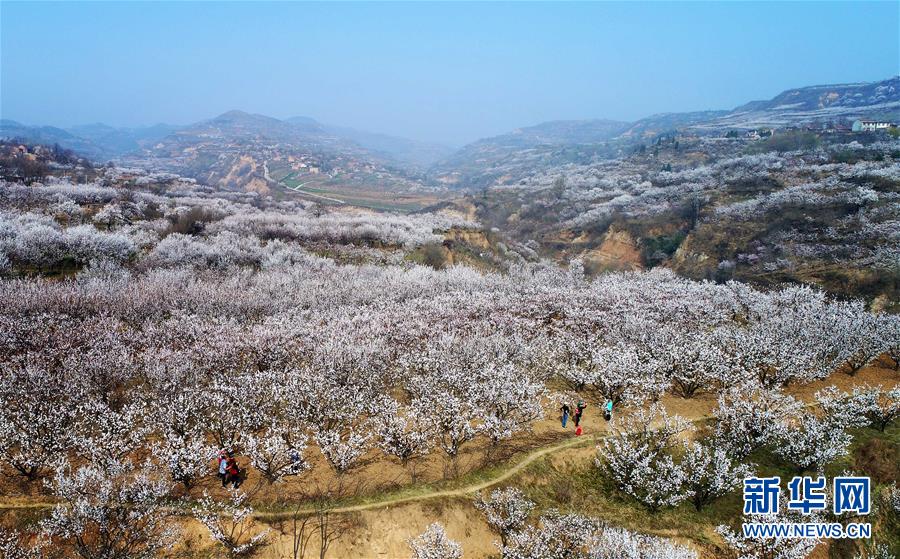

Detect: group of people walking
213,400,610,484
560,399,613,434
217,449,244,488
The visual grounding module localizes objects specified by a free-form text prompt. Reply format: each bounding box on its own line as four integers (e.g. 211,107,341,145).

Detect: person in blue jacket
217,449,228,486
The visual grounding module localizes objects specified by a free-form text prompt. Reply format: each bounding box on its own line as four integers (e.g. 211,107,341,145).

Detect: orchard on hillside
0,159,897,558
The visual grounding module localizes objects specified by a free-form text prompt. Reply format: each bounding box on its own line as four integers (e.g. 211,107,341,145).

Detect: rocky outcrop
581,228,642,271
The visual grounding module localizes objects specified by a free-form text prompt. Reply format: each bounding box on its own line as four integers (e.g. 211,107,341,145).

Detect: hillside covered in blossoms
1,2,899,555
455,135,900,307
1,130,899,557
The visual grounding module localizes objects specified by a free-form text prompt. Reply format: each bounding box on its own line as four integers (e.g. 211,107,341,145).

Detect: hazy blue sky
2,1,897,145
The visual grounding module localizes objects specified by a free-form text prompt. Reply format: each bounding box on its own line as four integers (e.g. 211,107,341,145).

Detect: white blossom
598,404,691,511
41,460,177,559
408,522,462,559
474,487,535,546
192,489,270,558
680,439,753,511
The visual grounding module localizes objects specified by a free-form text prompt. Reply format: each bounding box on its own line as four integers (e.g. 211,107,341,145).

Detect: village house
852,119,895,132
745,128,774,140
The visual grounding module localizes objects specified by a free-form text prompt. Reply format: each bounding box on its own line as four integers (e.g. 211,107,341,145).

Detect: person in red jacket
225,452,242,489
573,400,587,427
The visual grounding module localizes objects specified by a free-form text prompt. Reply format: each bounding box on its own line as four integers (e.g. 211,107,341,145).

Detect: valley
3,77,899,304
1,74,898,559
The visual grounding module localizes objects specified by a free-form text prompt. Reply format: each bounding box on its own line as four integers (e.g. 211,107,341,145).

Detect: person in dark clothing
225,453,242,489
560,403,571,428
573,400,586,427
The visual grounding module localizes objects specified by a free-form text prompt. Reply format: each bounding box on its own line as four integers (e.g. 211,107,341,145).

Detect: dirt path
0,501,57,510
0,433,597,515
255,402,737,520
0,428,603,515
289,185,345,204
257,432,598,519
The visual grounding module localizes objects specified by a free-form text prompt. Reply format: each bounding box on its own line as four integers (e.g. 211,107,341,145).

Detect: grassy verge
513,422,899,557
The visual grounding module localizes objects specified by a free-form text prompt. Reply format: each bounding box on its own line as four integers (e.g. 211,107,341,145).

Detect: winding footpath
256,432,598,519
287,184,345,204
0,395,847,518
0,430,601,516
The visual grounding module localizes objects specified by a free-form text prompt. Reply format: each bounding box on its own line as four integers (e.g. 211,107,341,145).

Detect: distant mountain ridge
734,78,898,113
3,76,897,190
187,110,327,142
0,111,451,168
636,76,899,135
0,119,104,158
479,119,631,148
68,122,181,156
314,122,454,168
428,76,900,187
0,119,182,160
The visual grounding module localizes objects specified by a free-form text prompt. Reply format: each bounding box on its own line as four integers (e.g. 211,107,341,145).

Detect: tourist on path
217,449,228,486
225,452,242,489
573,400,586,427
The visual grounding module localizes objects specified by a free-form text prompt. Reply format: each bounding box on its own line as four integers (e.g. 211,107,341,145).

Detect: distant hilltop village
722,118,897,141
